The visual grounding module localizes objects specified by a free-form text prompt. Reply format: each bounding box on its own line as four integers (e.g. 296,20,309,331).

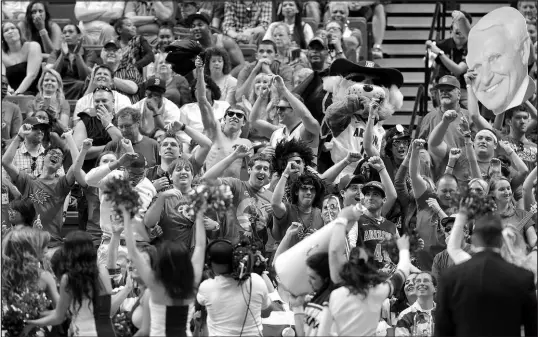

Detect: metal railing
409,85,425,138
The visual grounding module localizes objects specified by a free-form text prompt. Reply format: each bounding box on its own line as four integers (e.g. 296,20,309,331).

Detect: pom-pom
2,287,51,337
381,228,422,265
186,183,233,218
102,176,142,219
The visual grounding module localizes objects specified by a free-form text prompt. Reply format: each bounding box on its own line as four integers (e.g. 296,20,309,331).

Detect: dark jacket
435,250,537,337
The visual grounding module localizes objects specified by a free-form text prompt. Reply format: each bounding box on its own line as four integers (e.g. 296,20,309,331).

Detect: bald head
467,7,531,115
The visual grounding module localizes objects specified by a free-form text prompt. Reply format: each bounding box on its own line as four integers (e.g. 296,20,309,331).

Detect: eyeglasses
118,123,136,130
226,111,245,119
277,105,291,111
326,26,342,32
393,140,409,147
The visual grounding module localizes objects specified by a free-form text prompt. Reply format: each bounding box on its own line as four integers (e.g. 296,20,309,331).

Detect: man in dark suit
435,211,537,337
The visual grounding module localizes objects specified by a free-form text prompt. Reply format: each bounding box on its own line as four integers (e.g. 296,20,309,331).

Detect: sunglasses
277,105,291,111
226,111,245,119
393,140,409,147
93,85,113,94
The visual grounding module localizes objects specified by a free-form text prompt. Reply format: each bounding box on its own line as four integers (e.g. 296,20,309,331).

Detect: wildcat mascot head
322,59,404,137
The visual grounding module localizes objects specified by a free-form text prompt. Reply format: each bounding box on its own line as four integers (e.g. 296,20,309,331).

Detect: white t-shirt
131,97,181,125
322,284,392,336
178,101,230,143
73,91,132,122
197,273,271,336
75,1,126,30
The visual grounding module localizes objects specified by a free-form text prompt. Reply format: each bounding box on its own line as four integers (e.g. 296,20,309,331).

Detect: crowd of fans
1,1,537,337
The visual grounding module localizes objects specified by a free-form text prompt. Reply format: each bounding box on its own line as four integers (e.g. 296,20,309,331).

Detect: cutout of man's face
467,8,531,114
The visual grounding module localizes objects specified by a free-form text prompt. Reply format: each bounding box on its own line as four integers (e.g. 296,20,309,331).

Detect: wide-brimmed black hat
329,59,404,88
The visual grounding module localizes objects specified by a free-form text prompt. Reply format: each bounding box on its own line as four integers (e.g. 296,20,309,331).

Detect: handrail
422,2,446,118
409,85,425,139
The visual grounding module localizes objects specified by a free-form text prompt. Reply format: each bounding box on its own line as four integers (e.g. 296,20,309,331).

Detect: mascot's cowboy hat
329,59,404,89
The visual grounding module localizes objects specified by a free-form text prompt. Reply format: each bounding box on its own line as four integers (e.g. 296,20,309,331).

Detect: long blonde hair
36,68,65,109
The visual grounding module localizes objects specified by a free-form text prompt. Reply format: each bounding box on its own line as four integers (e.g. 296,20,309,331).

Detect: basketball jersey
356,214,398,269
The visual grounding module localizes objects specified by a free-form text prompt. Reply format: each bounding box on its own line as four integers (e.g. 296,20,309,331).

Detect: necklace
294,205,314,240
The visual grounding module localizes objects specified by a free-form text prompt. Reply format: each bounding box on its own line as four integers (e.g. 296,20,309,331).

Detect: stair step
384,44,426,56
377,58,425,69
400,86,420,98
388,16,459,28
460,3,510,14
385,3,436,14
402,72,424,84
399,100,417,113
384,114,412,127
385,30,430,40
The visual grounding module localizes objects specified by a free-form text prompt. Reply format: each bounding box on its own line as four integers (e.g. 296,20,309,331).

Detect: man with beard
73,64,132,123
2,123,78,257
104,107,160,167
271,169,324,243
203,146,273,246
395,272,437,336
187,13,245,75
196,58,252,179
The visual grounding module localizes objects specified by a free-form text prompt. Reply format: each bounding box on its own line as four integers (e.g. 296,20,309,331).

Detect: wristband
507,151,515,156
17,134,24,142
179,123,186,131
377,167,386,173
105,123,113,131
282,173,289,180
334,217,348,226
39,29,48,36
438,50,445,56
447,165,454,169
466,84,471,88
153,113,162,118
344,159,351,165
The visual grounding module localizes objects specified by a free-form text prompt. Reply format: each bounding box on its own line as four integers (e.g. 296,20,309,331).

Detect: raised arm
363,103,381,157
202,145,250,181
1,125,27,179
275,76,320,137
464,71,493,129
498,140,529,175
191,208,207,287
368,156,397,217
194,57,219,139
447,209,471,265
271,162,298,221
523,166,537,211
409,139,428,199
428,110,458,159
73,138,92,187
235,60,265,102
249,87,278,138
320,152,361,184
395,149,412,206
444,148,461,176
460,117,482,179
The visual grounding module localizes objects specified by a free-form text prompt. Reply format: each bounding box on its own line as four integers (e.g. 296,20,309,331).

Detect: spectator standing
188,13,246,75
1,75,22,144
204,47,238,105
104,107,160,168
124,1,176,46
263,0,314,48
2,22,42,96
2,1,29,21
348,1,387,59
498,105,537,171
74,1,124,45
426,11,472,108
435,212,537,337
114,17,155,76
235,40,293,102
18,0,61,54
47,23,97,100
222,0,272,45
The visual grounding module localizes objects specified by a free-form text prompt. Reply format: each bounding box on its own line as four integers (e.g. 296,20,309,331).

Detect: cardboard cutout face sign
467,7,534,115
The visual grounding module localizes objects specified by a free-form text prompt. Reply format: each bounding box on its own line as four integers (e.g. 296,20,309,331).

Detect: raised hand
121,138,135,154
498,140,514,154
464,70,477,86
284,161,300,176
396,234,410,251
449,148,462,161
345,152,362,163
18,124,32,139
368,156,385,171
203,217,219,231
261,145,275,157
426,198,442,214
458,116,471,134
272,75,286,94
442,110,458,124
232,144,250,159
118,152,139,167
82,138,93,151
33,214,43,230
412,139,426,150
338,205,363,222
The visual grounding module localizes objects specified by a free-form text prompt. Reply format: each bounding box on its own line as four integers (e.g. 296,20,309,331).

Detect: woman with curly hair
264,0,313,48
33,68,70,126
18,0,61,54
319,205,412,335
2,227,58,308
204,47,237,105
27,230,116,336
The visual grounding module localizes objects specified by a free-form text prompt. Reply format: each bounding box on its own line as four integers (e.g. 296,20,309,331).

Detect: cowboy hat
329,59,404,88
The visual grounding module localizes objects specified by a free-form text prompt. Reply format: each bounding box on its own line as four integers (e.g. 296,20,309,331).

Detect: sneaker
372,44,383,59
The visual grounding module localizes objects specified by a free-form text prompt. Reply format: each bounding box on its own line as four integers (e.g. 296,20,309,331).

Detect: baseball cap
23,116,49,129
145,76,166,94
103,40,120,50
386,124,410,142
361,181,386,198
186,12,211,27
308,35,327,49
338,174,366,192
207,240,234,265
440,214,457,228
434,75,461,90
128,153,147,169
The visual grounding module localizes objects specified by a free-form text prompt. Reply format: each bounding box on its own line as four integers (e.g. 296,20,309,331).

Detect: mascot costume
294,58,403,176
276,58,404,296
